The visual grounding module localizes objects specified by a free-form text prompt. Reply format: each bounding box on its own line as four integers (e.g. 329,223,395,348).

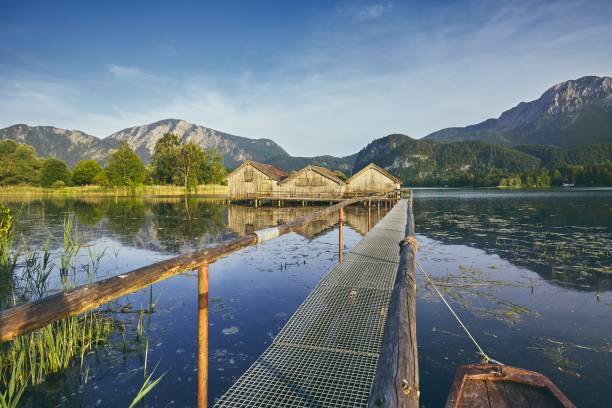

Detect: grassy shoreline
0,184,229,198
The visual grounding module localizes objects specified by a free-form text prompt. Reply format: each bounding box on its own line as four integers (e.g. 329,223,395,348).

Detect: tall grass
0,312,115,392
0,184,228,198
0,205,116,406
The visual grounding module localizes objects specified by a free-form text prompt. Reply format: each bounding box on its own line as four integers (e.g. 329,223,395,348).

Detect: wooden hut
345,163,401,194
278,165,345,199
225,160,288,200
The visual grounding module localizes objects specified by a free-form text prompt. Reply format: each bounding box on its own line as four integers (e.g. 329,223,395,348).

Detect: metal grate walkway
215,200,408,407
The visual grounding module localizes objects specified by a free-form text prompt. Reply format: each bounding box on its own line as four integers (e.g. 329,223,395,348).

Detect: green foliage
0,205,14,267
199,147,227,185
0,140,42,186
104,143,146,186
72,160,102,185
151,133,227,189
151,133,182,184
41,158,70,187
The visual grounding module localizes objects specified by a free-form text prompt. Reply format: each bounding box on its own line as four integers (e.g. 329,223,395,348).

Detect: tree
175,143,206,190
72,160,102,185
151,133,182,184
200,148,227,184
0,140,42,185
151,133,227,188
105,143,146,186
41,158,70,187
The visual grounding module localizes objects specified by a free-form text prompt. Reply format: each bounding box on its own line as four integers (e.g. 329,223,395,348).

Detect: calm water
1,189,610,407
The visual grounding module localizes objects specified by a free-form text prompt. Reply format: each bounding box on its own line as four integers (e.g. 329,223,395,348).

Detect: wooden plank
367,196,418,408
523,387,565,408
484,380,512,408
501,382,530,407
458,380,490,408
198,265,209,408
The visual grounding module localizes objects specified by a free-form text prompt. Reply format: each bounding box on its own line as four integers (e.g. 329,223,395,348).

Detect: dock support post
198,264,209,408
339,207,344,263
368,199,371,232
368,194,418,408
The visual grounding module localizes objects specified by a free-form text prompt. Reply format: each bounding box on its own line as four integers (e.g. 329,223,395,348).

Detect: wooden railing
0,191,401,407
368,190,418,408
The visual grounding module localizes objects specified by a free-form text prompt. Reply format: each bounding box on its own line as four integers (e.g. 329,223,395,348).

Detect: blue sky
1,0,611,156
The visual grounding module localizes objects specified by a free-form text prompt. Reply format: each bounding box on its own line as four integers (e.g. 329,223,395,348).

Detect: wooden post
368,199,372,231
198,264,209,408
368,194,418,408
339,207,344,263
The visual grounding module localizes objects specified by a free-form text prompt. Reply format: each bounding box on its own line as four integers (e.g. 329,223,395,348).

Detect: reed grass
0,184,228,198
0,206,117,405
0,312,115,392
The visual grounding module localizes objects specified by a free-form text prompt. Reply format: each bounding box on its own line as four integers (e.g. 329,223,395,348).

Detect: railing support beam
198,264,209,408
339,207,344,262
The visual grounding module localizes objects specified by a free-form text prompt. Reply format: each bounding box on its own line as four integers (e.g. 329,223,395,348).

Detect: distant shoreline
0,184,229,198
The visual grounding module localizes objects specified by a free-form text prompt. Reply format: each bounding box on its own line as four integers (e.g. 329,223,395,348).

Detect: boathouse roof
279,165,345,185
227,160,289,181
346,163,401,184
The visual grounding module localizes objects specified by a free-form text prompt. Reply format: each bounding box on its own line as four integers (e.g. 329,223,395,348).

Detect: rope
416,261,504,366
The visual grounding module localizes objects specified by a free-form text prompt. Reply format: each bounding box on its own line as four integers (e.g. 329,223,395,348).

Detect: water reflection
414,189,611,291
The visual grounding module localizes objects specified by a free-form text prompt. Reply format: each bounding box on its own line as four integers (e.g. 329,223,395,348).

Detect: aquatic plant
0,312,115,403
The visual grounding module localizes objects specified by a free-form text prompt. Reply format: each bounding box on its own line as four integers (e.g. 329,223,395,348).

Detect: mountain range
1,75,610,178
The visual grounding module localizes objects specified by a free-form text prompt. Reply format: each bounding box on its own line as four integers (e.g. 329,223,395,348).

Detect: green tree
151,133,182,184
105,143,146,186
200,148,227,184
72,160,102,185
175,143,206,190
41,158,70,187
0,140,42,185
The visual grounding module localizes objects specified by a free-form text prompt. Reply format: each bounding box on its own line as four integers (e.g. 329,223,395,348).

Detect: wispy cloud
349,4,392,22
107,64,154,80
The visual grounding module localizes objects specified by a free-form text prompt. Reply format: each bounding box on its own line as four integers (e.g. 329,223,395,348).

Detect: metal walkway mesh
214,200,408,407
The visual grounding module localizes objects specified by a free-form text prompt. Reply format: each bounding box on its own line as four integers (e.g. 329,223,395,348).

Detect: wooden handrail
368,190,418,408
0,193,396,343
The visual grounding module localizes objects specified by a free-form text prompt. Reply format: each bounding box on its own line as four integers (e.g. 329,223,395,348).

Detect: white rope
416,262,504,366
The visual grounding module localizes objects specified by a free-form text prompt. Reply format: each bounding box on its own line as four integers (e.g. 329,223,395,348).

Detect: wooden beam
198,264,209,408
339,207,344,262
368,195,419,408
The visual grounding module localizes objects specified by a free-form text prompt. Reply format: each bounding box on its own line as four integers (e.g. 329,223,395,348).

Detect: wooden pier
215,198,417,407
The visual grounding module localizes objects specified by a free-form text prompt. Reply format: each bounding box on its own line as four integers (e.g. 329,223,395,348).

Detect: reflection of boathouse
226,204,389,239
225,161,400,201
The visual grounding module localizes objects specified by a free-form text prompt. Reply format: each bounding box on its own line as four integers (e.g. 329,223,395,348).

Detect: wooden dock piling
198,264,209,408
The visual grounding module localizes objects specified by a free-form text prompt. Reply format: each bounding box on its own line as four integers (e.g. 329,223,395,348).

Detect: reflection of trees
413,192,612,291
106,199,147,238
152,198,227,252
73,200,108,226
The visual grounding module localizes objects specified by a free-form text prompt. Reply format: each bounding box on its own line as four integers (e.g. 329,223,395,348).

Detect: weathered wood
338,207,344,262
368,196,418,408
445,364,575,408
198,264,209,408
0,195,384,342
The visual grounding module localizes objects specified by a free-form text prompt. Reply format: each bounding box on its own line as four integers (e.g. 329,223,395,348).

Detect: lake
1,189,610,407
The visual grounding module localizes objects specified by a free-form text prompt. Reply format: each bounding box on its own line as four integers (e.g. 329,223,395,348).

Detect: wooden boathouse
345,163,402,195
225,160,401,202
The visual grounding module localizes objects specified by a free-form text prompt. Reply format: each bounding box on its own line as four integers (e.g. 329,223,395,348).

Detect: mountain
0,119,289,168
352,134,541,181
106,119,288,168
0,124,113,166
425,76,612,148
